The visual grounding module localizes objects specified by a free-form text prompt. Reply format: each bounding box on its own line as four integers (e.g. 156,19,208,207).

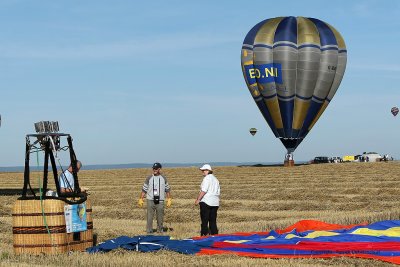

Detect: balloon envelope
241,16,347,152
391,107,399,117
249,128,257,136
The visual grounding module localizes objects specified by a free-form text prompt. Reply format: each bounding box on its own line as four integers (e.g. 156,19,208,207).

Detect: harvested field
1,162,400,266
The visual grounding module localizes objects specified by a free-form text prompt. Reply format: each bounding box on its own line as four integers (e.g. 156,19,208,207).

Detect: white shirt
59,170,75,190
200,174,220,206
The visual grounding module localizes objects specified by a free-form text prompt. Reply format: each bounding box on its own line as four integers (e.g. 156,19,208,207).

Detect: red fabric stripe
197,249,400,264
274,220,367,234
212,241,400,252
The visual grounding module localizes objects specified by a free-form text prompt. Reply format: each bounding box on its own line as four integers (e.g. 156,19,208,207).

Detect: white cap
199,164,212,171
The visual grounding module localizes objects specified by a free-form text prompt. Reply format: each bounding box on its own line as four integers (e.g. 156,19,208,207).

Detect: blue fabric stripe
321,47,338,51
339,49,347,53
264,93,277,99
242,46,253,51
298,44,320,49
278,99,294,138
243,19,269,46
278,94,295,100
312,95,325,102
254,44,273,49
308,18,337,46
298,100,323,138
296,94,312,101
366,220,400,230
274,16,297,43
273,43,297,49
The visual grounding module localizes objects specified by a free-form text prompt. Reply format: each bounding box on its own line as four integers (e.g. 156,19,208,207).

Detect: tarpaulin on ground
86,235,213,254
87,220,400,265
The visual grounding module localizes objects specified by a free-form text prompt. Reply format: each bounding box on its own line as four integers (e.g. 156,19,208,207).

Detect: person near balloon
195,164,220,236
138,162,172,234
58,160,88,193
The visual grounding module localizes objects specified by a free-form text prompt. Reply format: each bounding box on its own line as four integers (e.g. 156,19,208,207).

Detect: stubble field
1,162,400,266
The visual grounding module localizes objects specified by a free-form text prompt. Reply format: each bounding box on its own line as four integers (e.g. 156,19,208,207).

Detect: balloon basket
12,199,93,255
284,160,295,167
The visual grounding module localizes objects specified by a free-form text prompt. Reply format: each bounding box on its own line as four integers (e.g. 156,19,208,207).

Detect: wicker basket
284,160,295,167
12,198,93,254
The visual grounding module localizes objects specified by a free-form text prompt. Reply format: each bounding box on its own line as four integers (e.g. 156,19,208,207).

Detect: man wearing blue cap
138,162,172,233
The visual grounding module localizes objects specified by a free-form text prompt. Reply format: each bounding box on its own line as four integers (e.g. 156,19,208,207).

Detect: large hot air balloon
249,128,257,136
391,107,399,117
241,16,347,163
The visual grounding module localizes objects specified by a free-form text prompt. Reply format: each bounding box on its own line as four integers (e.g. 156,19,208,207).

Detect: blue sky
0,0,399,166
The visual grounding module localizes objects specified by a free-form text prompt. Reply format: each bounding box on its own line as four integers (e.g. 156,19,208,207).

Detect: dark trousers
200,202,219,236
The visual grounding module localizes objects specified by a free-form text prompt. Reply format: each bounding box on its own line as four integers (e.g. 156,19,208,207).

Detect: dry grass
1,162,400,266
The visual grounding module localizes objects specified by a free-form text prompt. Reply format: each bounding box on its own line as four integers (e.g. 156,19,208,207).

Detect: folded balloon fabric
87,220,400,265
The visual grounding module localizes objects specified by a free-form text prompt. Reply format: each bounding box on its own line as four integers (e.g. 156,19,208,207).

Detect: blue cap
152,162,162,169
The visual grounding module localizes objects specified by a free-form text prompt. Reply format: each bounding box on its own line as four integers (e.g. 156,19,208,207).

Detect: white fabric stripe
139,242,164,247
242,44,253,49
273,41,298,46
321,44,338,49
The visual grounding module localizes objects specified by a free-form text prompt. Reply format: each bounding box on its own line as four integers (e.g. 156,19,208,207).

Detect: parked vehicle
361,152,382,162
342,155,356,162
330,157,343,163
313,156,330,164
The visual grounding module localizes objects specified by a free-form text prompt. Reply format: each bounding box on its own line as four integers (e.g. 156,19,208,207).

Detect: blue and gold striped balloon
241,16,347,153
391,107,399,117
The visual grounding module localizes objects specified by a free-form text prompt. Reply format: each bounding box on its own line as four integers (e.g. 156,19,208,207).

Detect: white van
361,152,382,162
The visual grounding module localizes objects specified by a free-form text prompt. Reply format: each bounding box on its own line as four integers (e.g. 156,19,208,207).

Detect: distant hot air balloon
249,128,257,136
391,107,399,117
241,16,347,163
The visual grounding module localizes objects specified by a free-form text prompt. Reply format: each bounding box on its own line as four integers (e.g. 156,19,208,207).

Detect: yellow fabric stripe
351,227,400,237
254,17,284,45
265,98,283,129
326,23,346,50
297,17,320,45
225,240,250,244
292,99,310,130
243,60,253,66
308,101,329,131
285,231,339,239
303,231,339,238
249,85,260,97
285,234,298,239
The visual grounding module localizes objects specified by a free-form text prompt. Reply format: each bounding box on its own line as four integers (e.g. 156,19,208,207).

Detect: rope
36,148,56,249
49,135,73,193
49,136,75,251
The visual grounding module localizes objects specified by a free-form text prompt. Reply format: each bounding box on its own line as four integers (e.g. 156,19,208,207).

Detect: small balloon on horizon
249,128,257,136
391,107,399,117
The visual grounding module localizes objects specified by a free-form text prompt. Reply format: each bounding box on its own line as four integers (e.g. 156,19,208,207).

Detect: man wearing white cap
195,164,220,236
